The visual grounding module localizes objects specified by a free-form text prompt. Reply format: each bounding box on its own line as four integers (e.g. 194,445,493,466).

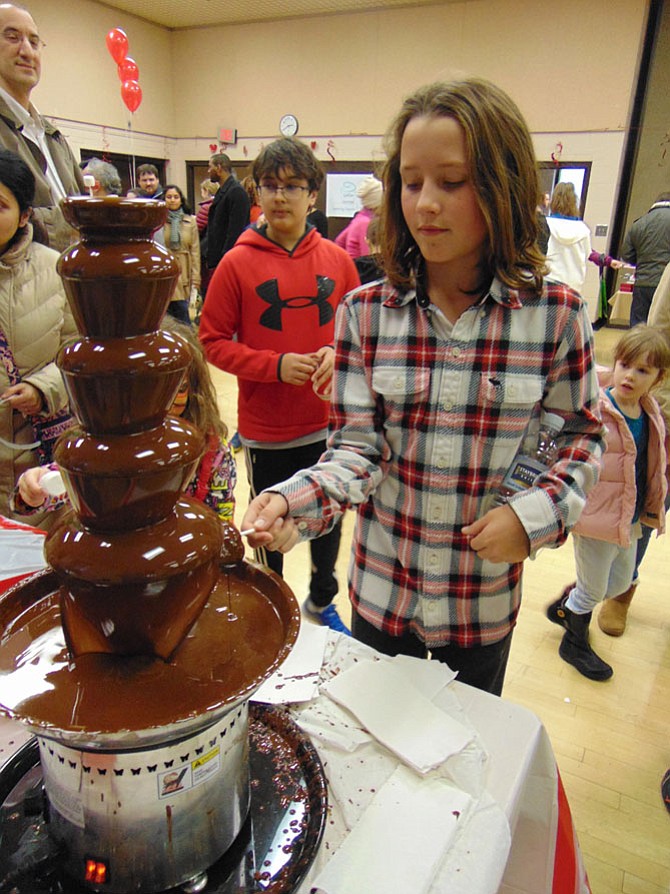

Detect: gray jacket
621,201,670,287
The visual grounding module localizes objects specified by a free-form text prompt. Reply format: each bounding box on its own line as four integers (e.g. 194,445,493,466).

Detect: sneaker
230,432,242,453
303,598,351,635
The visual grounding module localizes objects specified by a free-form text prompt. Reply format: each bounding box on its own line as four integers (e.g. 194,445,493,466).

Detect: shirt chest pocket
372,366,431,429
480,373,544,408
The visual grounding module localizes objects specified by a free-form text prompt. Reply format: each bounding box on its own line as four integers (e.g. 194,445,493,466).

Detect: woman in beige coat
0,148,76,529
162,185,200,326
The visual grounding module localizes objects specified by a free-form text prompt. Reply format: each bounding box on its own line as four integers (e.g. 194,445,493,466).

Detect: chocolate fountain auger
0,197,300,893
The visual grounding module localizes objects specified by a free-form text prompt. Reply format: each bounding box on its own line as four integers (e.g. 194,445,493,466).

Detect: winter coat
0,225,77,522
573,371,668,547
0,95,85,251
161,214,200,302
545,216,592,293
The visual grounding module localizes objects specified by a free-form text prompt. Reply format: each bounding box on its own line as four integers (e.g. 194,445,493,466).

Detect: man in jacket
205,152,250,273
622,192,670,327
0,4,84,250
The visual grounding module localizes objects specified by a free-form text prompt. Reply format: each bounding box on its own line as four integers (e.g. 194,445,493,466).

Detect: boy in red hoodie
199,138,359,633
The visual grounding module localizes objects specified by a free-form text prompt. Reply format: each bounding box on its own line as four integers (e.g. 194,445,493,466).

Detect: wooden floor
211,323,670,894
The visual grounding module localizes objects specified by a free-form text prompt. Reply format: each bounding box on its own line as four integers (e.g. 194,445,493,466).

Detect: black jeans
243,440,342,607
629,284,657,327
351,611,513,696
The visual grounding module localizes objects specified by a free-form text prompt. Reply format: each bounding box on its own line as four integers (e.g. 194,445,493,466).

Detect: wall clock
279,114,299,137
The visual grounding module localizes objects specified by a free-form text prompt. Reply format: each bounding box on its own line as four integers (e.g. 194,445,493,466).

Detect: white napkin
251,621,327,704
323,658,473,773
311,764,472,894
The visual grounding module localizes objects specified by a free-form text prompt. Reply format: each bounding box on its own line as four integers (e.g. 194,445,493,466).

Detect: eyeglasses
1,28,45,51
258,184,310,200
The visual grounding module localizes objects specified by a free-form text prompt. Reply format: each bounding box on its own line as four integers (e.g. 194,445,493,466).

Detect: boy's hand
241,492,299,553
312,346,334,400
462,504,530,563
18,466,51,508
280,353,319,386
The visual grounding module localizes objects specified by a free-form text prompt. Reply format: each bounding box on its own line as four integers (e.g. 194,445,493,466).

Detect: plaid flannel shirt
276,276,605,648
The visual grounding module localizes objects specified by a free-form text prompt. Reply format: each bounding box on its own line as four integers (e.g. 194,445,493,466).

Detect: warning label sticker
158,747,221,799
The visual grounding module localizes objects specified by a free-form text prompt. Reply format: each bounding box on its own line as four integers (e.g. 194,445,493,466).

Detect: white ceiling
97,0,446,29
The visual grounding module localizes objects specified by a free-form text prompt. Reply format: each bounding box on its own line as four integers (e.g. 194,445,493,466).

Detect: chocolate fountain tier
0,562,300,749
45,498,221,659
58,329,192,434
58,197,178,338
53,419,205,531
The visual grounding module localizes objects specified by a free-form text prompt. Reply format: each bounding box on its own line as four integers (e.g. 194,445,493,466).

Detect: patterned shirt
274,275,605,648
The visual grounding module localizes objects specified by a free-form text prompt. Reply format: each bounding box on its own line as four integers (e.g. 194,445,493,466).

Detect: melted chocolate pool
0,563,296,739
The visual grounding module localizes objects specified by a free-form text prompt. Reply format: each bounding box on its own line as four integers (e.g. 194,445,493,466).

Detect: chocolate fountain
0,198,307,893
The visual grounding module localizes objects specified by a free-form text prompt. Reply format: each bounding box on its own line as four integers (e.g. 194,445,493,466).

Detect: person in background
240,78,604,695
241,175,262,224
196,179,219,300
545,182,592,294
335,174,383,259
136,163,163,199
161,184,200,326
205,152,250,273
0,4,84,250
0,148,76,529
307,199,329,238
15,318,236,523
547,325,669,680
599,262,670,636
621,192,670,327
196,179,218,232
82,157,122,197
199,137,360,634
354,215,383,284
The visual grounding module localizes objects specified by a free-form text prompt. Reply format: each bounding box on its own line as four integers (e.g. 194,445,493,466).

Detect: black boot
546,585,575,627
547,589,613,681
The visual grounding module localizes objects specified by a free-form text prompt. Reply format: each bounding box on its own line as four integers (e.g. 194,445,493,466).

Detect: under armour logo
256,276,335,331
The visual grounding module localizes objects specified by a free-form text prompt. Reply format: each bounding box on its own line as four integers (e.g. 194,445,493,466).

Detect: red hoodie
199,225,360,443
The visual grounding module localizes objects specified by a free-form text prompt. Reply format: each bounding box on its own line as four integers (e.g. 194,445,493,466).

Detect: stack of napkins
322,658,473,773
311,764,473,894
252,622,328,704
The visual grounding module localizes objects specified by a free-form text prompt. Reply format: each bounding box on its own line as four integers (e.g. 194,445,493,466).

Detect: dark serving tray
0,703,328,894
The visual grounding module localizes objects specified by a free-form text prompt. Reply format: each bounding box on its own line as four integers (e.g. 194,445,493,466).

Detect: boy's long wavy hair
162,317,227,442
381,78,548,294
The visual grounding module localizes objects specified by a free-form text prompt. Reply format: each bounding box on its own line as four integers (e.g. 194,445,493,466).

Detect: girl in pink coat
547,325,670,680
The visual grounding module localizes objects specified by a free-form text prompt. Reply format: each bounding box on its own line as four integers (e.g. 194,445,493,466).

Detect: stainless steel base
38,705,250,893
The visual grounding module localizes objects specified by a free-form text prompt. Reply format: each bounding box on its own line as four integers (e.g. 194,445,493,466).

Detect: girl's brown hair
162,318,227,441
614,325,670,377
381,78,548,293
550,182,579,218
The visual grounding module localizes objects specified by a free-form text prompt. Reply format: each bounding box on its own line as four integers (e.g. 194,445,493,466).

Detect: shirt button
428,553,439,567
452,347,461,358
298,521,308,532
432,505,443,520
443,400,453,411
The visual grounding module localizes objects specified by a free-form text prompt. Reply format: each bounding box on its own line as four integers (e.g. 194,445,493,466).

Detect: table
0,530,590,894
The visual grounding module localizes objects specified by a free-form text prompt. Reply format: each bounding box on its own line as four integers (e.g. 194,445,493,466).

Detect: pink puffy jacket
573,370,668,547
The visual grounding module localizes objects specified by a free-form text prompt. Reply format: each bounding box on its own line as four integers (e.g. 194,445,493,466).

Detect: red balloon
106,28,128,64
118,56,139,82
121,80,142,113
